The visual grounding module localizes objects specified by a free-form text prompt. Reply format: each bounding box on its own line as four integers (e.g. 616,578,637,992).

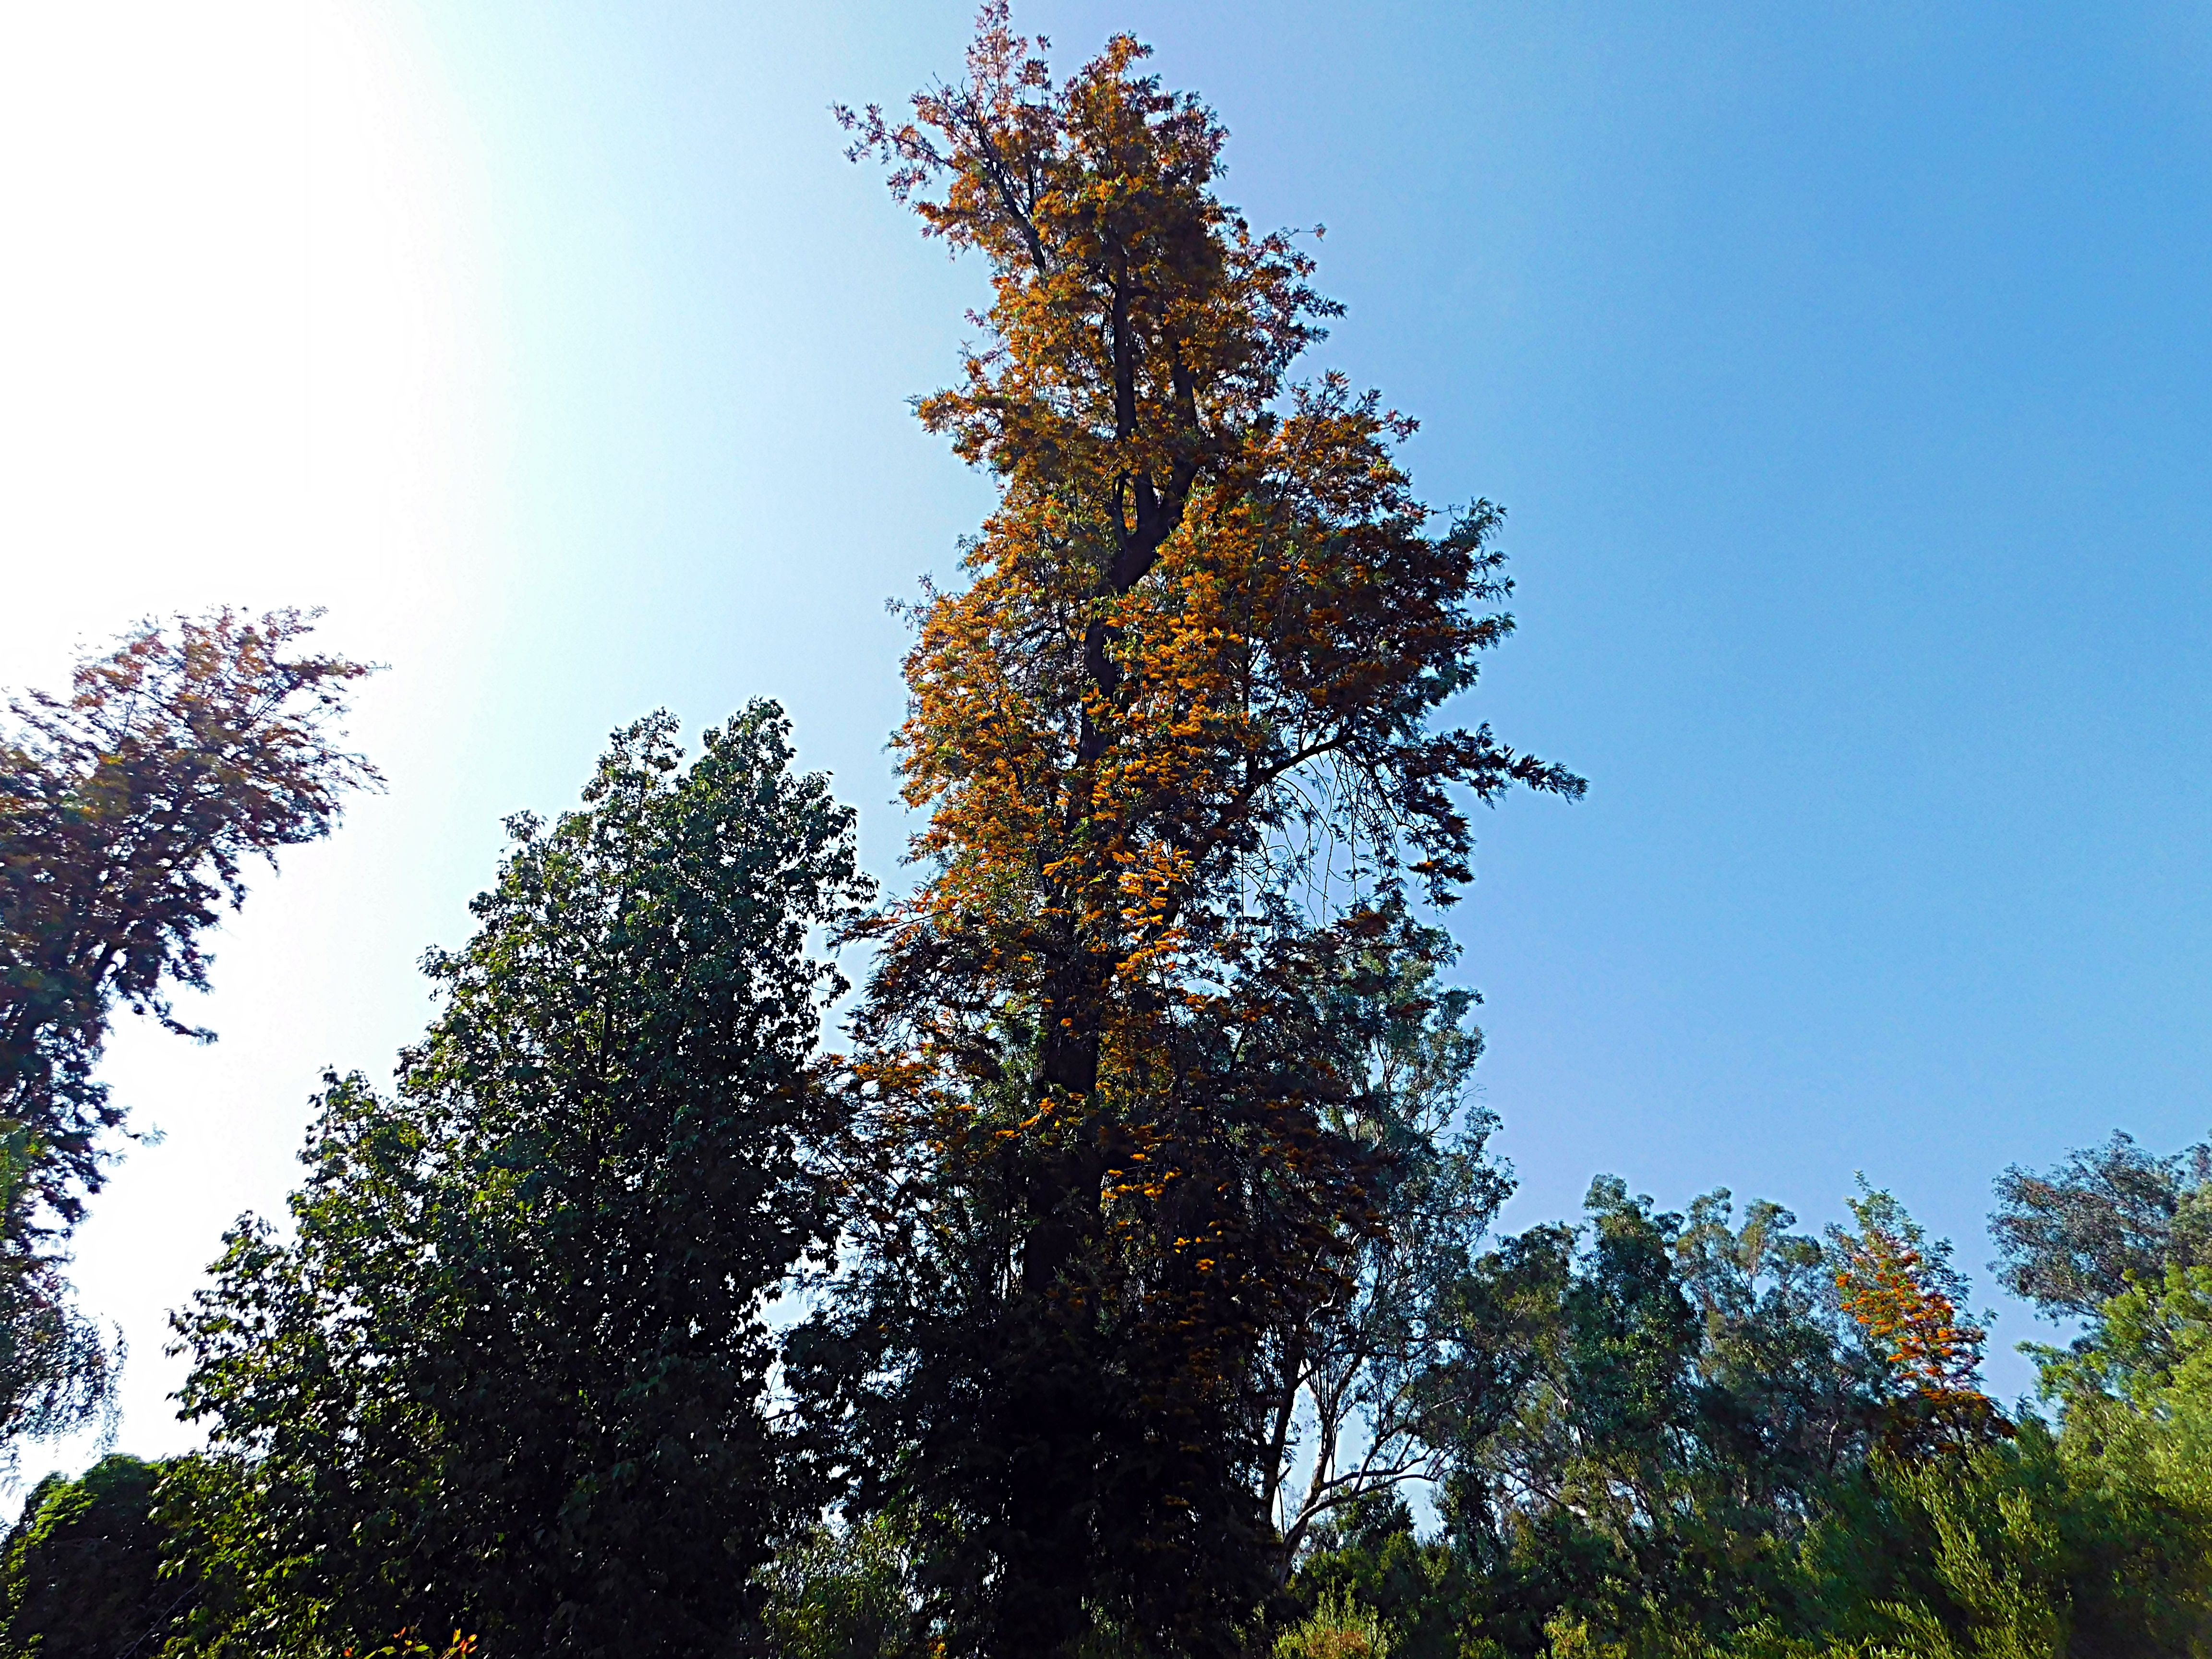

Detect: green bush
0,1455,182,1659
1276,1587,1394,1659
758,1517,912,1659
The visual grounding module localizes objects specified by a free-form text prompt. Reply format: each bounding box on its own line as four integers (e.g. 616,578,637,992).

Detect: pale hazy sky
7,0,2211,1474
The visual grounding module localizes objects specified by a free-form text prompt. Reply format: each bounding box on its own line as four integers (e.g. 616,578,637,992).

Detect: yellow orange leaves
832,16,1578,1620
1833,1204,2009,1454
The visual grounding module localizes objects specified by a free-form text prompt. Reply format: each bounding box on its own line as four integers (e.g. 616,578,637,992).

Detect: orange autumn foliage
818,8,1578,1650
837,0,1575,1296
1831,1190,2009,1455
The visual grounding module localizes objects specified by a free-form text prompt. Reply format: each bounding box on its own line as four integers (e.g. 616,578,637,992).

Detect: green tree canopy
1993,1130,2212,1318
0,1454,182,1659
171,706,868,1658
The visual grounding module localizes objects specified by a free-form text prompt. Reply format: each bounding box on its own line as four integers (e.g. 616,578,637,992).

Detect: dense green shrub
758,1517,913,1659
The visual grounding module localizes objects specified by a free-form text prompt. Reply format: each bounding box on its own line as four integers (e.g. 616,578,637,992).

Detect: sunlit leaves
818,9,1577,1654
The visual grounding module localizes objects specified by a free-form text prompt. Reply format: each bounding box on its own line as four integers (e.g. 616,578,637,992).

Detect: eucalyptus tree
1256,938,1513,1584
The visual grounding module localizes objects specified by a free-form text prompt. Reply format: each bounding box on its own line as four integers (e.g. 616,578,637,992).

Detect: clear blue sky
9,0,2209,1464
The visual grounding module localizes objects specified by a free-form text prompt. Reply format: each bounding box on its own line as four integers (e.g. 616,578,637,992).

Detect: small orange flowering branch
1830,1182,2009,1454
345,1629,477,1659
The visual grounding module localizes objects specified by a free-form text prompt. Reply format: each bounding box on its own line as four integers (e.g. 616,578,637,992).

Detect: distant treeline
15,1039,2212,1658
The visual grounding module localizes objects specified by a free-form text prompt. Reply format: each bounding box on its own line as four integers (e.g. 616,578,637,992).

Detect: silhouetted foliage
0,608,378,1247
171,707,868,1658
0,609,376,1453
1993,1130,2212,1317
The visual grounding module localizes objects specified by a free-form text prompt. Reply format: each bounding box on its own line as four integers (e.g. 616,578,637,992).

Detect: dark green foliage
170,707,869,1658
1993,1130,2212,1317
797,931,1380,1658
0,1455,187,1659
1441,1180,1885,1651
1292,1496,1487,1659
1834,1427,2209,1655
796,911,1500,1659
758,1516,913,1659
1683,1420,2212,1658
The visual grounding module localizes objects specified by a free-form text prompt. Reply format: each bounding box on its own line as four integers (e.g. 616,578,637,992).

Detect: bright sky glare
5,0,2210,1476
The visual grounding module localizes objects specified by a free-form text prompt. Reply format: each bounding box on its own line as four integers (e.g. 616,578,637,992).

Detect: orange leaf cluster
1833,1216,2008,1454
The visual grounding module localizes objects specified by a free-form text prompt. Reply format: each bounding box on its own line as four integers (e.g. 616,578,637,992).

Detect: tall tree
0,607,375,1449
172,708,870,1657
807,11,1580,1655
